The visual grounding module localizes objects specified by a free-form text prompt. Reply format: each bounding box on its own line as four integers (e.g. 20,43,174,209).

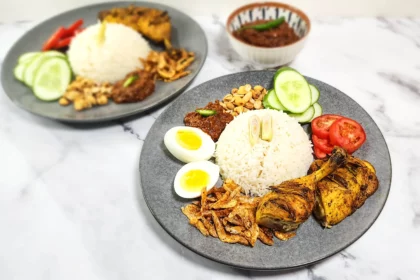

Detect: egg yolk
176,130,202,150
180,170,210,192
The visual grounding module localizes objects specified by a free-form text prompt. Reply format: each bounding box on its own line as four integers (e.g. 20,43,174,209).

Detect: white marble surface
1,16,420,280
2,0,420,22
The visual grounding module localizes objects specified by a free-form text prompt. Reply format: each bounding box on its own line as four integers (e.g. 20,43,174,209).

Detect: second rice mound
215,109,313,196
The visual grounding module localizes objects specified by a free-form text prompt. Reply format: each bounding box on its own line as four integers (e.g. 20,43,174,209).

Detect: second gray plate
1,1,207,123
140,70,392,270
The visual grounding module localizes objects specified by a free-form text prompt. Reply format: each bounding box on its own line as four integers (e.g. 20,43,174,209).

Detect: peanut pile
219,84,267,116
59,76,113,111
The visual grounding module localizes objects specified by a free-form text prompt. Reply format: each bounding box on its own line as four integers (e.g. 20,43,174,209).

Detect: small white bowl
226,2,311,67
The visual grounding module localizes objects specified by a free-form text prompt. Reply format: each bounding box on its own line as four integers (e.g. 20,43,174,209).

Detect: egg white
174,161,220,199
164,126,215,163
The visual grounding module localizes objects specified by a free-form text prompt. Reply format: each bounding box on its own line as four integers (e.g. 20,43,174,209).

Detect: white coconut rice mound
67,22,151,83
215,109,313,196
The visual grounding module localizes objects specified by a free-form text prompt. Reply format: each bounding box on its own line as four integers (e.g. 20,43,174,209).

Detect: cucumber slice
309,84,320,105
274,68,311,113
14,63,27,81
23,51,66,87
18,52,40,64
263,89,287,111
23,55,49,86
42,50,66,58
274,66,295,80
310,102,323,121
32,57,71,101
288,105,315,123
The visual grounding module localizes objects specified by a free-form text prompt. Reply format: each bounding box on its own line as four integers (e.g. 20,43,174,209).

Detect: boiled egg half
174,161,220,198
164,126,215,163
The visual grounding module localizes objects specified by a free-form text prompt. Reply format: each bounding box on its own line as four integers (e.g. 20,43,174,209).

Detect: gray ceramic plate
1,2,207,123
140,71,392,270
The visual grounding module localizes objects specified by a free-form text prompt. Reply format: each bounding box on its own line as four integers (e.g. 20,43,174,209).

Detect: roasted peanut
223,94,234,102
86,95,97,106
74,97,87,111
64,90,79,101
59,98,69,106
91,86,100,94
96,95,108,105
254,100,262,109
252,90,260,100
234,106,244,114
234,96,245,106
237,86,246,95
254,85,263,92
243,91,252,103
245,102,254,109
225,102,235,110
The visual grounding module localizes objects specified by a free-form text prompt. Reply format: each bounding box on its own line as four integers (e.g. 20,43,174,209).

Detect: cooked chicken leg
256,147,347,237
98,5,171,44
309,156,379,227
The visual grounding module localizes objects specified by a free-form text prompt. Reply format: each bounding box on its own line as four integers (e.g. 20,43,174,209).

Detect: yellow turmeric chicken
98,5,171,45
308,155,379,228
256,147,348,239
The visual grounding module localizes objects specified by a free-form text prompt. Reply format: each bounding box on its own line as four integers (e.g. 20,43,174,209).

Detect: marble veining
0,16,420,280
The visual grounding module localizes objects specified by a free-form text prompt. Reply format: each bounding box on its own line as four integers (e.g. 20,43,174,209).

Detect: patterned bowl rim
226,1,311,49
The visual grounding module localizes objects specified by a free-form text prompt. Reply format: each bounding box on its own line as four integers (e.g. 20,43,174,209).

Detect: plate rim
139,70,393,270
1,1,208,123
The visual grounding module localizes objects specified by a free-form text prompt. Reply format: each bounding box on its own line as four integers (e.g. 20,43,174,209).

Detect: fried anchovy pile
181,179,295,247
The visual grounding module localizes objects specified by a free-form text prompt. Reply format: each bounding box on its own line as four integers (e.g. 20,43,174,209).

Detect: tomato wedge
313,146,327,159
74,28,85,35
312,134,334,154
42,27,66,51
63,19,84,37
311,114,343,139
329,117,366,153
55,37,72,49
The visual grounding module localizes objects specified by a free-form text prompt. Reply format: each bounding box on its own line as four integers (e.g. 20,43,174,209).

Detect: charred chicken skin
256,147,348,238
308,155,379,228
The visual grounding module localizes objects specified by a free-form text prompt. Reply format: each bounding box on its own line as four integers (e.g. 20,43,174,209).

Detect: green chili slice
123,74,138,87
196,109,217,117
239,17,285,31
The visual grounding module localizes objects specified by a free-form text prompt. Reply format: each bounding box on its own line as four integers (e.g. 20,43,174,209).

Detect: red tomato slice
312,134,334,154
311,114,343,139
313,146,327,159
74,28,85,35
42,27,66,51
329,118,366,153
63,19,84,37
55,37,72,49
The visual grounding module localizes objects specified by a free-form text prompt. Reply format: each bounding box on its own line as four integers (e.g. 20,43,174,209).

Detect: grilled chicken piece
98,5,171,44
309,156,379,227
256,147,347,234
258,227,274,245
